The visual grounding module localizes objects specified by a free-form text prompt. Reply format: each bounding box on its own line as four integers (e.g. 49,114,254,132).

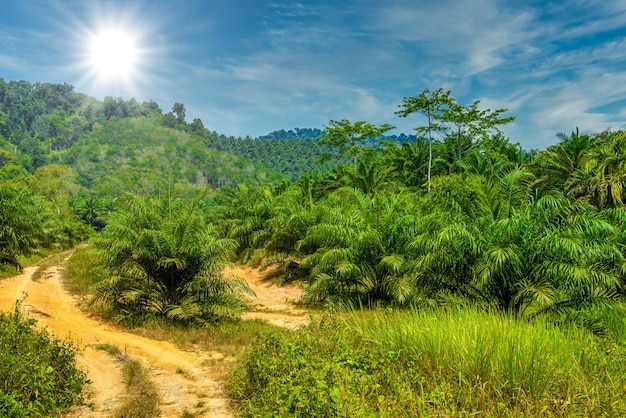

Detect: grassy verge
94,344,160,418
63,244,108,295
0,303,88,417
228,308,626,417
113,360,160,418
0,248,66,280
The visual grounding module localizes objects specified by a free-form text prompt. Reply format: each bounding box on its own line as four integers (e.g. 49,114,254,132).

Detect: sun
88,29,138,80
62,2,159,97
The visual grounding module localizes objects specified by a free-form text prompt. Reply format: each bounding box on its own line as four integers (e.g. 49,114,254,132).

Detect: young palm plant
409,169,623,317
298,188,421,306
94,189,253,325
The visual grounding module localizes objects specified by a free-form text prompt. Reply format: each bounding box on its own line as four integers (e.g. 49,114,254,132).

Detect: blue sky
2,0,626,149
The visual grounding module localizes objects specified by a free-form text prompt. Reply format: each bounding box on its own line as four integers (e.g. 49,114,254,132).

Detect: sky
2,0,626,150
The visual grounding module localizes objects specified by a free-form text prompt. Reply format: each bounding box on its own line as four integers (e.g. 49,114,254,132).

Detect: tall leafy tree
29,164,78,215
440,101,515,173
172,102,186,124
396,88,453,191
317,119,394,172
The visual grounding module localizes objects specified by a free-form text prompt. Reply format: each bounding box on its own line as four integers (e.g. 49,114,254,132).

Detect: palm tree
219,185,274,262
0,186,43,268
409,170,623,316
298,188,420,306
380,138,430,189
95,190,253,324
574,131,626,209
527,128,594,194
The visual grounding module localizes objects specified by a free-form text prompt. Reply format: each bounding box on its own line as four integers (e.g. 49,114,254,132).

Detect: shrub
0,303,87,417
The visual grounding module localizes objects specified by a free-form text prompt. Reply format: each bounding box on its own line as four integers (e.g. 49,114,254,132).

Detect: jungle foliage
229,309,626,417
0,304,87,417
3,78,626,416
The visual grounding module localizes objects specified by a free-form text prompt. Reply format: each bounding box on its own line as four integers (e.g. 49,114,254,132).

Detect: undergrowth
94,342,159,418
63,245,109,295
0,302,88,417
112,359,160,418
228,308,626,417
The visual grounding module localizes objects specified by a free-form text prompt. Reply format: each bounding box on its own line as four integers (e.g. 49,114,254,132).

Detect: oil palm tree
0,186,43,268
219,185,274,262
409,170,623,316
298,188,420,306
95,189,253,324
527,128,594,194
574,131,626,209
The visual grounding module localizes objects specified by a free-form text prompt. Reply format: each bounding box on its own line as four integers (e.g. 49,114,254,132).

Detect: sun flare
89,29,138,79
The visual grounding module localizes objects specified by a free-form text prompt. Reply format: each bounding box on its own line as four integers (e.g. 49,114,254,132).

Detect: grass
94,342,122,356
228,307,626,417
63,244,109,295
112,359,160,418
0,248,66,280
62,245,626,416
132,318,285,383
93,342,160,418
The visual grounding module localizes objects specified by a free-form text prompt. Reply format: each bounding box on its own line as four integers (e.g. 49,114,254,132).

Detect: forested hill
206,135,344,180
64,118,280,196
259,127,416,145
259,128,324,140
0,77,423,185
211,128,416,180
0,77,337,188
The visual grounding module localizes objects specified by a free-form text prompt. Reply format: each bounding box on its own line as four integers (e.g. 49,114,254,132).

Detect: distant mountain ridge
259,127,417,144
258,128,324,140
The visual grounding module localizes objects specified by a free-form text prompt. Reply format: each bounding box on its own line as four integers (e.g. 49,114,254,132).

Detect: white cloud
374,0,538,75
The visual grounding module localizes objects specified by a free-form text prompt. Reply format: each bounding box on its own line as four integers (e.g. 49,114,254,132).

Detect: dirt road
0,255,308,417
228,266,309,329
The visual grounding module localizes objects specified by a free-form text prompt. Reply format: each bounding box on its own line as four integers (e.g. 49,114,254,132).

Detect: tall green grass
112,360,160,418
229,308,626,417
63,245,109,295
352,308,621,400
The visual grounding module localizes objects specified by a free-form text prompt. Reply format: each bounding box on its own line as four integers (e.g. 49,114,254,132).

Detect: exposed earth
0,253,308,417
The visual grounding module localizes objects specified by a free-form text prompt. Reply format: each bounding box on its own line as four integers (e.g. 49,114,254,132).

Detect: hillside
208,135,343,181
64,118,281,196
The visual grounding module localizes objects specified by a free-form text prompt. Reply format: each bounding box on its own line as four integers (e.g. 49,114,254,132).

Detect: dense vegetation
1,77,626,415
229,309,626,416
0,304,87,417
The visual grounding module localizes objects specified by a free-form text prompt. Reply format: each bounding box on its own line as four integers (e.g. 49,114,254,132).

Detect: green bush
228,314,422,417
0,303,87,417
229,309,626,417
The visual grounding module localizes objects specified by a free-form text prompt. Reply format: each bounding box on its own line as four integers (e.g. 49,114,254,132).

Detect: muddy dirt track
0,254,307,417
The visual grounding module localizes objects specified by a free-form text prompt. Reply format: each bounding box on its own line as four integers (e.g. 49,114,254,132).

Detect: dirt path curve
0,255,232,417
227,266,310,330
0,256,311,417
